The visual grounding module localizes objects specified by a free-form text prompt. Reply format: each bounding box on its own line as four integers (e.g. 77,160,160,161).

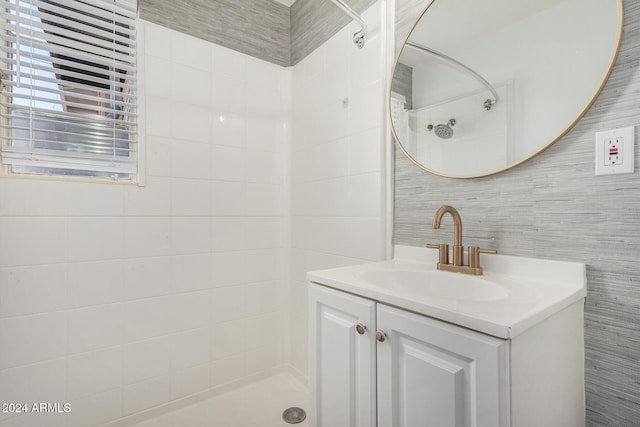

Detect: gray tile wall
140,0,291,66
391,62,413,109
290,0,377,65
140,0,378,67
392,1,640,425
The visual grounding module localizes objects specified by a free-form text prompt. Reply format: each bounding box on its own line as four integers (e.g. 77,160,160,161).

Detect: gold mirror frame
390,0,624,178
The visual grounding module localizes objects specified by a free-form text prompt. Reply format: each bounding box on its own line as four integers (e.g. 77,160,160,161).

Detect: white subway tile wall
0,21,290,426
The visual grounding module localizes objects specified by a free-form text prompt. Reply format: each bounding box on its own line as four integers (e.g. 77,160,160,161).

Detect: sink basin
307,245,587,338
359,269,509,302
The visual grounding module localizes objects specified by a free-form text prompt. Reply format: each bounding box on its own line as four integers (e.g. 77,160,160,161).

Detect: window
0,0,139,181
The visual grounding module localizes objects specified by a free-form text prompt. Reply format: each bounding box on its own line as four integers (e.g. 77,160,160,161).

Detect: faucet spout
432,205,462,247
428,205,496,274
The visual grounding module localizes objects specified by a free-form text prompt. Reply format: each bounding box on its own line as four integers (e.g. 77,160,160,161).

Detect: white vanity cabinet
309,282,585,427
308,283,377,427
376,303,509,427
309,283,508,427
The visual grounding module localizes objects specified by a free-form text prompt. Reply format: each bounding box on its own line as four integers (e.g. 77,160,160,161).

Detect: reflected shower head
428,119,456,139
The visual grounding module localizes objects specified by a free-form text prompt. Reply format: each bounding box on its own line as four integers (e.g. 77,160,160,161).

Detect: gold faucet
428,205,496,275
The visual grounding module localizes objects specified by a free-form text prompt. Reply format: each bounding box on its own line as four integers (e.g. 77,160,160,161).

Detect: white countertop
307,245,587,339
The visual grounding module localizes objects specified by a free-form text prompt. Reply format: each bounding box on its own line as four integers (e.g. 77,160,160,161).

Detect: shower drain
282,406,307,424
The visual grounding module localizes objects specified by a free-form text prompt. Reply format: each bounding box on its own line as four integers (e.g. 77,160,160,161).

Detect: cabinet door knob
375,329,387,342
355,323,366,335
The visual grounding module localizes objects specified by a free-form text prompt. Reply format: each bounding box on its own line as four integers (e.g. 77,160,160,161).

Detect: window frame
0,0,143,184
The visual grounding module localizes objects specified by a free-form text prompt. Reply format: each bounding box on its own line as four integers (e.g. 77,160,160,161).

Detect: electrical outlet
595,126,634,175
604,137,622,166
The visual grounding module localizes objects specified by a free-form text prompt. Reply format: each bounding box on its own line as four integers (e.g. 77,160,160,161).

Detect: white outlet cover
595,126,635,175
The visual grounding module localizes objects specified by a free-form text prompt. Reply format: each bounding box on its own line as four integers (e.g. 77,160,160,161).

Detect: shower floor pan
132,373,308,427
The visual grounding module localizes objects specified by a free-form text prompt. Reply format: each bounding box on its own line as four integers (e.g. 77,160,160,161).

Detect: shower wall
0,0,390,424
0,21,290,426
289,1,388,374
393,0,640,425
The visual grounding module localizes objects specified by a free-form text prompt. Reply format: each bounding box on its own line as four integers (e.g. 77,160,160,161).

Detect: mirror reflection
390,0,622,178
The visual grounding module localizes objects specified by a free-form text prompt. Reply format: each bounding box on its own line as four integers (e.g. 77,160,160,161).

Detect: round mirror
390,0,623,178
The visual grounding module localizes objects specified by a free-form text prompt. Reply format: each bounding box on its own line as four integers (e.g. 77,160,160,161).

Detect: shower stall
0,1,388,426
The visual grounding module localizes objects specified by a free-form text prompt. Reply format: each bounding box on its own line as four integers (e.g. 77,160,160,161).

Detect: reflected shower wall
393,82,513,176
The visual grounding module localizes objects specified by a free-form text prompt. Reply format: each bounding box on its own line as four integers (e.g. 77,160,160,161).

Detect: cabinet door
308,283,377,427
377,304,509,427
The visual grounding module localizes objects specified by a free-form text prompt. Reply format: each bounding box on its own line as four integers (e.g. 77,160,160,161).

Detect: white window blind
0,0,138,180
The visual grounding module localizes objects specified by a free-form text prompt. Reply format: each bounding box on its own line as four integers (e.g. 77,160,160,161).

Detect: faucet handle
427,243,449,265
468,246,497,269
478,248,498,254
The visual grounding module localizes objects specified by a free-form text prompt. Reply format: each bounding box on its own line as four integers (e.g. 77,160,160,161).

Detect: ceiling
272,0,296,6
